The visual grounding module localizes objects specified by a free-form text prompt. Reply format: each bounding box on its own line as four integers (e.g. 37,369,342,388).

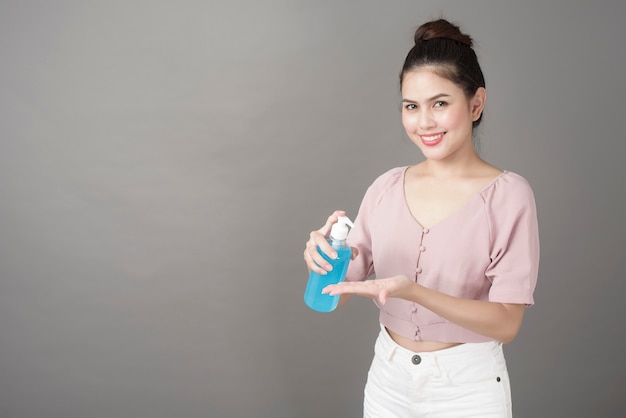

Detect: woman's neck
419,152,486,179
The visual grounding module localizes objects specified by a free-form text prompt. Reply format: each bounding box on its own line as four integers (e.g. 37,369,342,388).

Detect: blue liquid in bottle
304,239,352,312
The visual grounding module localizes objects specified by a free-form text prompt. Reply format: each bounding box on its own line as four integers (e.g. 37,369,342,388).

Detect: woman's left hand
323,275,414,305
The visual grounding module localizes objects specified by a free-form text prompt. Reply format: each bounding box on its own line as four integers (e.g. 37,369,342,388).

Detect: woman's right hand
303,210,358,275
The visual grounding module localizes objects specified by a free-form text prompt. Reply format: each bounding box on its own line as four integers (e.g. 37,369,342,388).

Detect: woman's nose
419,110,436,130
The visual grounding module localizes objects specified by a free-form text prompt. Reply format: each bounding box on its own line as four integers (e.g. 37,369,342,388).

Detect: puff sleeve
484,173,540,305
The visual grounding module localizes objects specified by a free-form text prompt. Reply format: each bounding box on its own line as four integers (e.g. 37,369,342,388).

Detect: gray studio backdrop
1,1,625,417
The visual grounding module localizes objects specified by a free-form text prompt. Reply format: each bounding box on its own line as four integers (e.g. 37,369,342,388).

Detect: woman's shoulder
480,170,536,207
369,166,408,188
487,170,533,191
359,166,408,206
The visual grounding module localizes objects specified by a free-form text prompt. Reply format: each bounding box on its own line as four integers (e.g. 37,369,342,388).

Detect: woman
303,19,539,417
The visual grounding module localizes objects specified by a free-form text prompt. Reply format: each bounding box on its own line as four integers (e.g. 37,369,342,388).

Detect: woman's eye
434,101,447,108
405,104,417,110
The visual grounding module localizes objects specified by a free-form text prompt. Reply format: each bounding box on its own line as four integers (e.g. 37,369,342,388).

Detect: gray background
1,0,624,417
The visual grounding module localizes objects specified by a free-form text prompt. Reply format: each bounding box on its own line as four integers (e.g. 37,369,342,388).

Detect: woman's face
401,67,485,162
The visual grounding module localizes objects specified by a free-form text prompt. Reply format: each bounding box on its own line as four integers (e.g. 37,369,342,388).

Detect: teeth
422,133,444,142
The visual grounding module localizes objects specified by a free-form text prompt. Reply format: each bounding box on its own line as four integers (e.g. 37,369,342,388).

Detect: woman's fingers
304,238,332,274
323,281,377,298
304,231,335,274
304,210,347,274
323,277,410,305
323,281,387,303
314,210,346,262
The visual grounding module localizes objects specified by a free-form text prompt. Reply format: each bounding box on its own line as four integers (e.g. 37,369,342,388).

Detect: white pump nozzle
330,216,354,240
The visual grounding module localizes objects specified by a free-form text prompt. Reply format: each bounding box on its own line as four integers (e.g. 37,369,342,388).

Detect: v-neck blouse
345,166,540,343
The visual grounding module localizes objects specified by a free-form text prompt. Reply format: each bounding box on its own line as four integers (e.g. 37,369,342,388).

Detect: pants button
411,355,421,365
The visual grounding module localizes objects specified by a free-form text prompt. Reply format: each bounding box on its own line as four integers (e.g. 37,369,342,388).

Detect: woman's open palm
323,275,413,305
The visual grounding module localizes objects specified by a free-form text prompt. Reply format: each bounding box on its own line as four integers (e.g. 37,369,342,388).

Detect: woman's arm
323,276,525,343
406,282,525,343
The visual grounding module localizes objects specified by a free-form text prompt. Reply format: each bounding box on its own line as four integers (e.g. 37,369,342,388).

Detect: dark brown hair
400,19,486,127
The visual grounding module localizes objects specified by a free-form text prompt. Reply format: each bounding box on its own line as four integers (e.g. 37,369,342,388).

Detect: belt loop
491,340,503,356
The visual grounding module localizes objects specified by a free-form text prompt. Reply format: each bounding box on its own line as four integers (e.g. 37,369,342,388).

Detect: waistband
377,323,502,364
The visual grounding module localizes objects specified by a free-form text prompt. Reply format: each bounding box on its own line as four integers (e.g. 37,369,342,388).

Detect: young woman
303,19,539,417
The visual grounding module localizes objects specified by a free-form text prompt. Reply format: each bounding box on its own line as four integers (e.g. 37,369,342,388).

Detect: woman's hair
400,19,486,128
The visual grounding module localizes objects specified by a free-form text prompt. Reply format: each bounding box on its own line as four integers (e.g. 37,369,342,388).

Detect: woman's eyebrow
401,93,451,103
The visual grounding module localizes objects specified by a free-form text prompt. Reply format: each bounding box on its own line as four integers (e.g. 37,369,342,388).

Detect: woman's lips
420,132,445,147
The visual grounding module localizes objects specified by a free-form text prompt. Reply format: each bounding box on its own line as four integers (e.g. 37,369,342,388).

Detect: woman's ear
471,87,486,122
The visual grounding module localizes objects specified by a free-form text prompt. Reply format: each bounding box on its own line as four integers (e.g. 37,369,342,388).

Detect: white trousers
363,325,512,418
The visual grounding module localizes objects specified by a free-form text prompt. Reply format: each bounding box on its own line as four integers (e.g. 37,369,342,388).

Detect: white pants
364,325,512,418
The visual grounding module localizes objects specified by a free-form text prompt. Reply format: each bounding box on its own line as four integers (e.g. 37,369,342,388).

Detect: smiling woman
304,18,539,418
401,69,485,162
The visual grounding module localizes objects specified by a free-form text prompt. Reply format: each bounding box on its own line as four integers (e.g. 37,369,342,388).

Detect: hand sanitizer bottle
304,216,354,312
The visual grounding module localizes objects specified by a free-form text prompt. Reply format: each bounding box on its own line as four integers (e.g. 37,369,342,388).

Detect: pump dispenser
304,216,354,312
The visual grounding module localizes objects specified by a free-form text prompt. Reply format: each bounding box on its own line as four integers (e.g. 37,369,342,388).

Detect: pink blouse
346,167,540,343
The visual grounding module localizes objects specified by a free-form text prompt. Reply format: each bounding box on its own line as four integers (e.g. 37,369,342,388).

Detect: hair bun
413,19,473,47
